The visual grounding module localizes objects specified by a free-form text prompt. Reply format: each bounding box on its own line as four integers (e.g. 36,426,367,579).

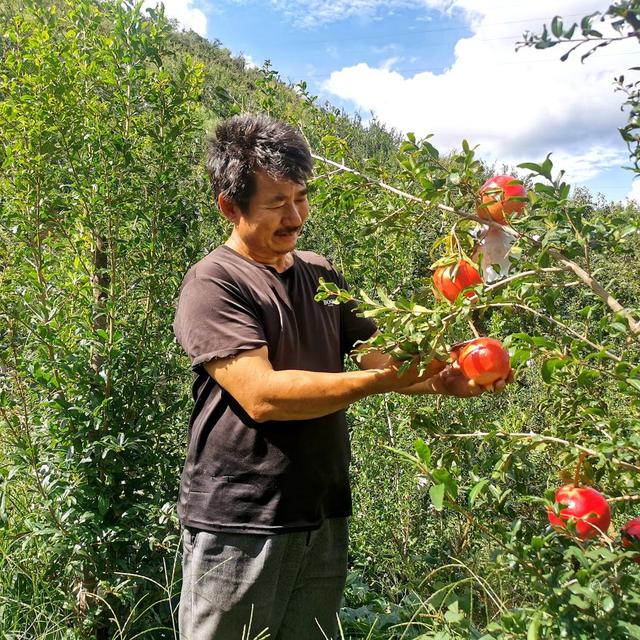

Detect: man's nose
283,203,304,227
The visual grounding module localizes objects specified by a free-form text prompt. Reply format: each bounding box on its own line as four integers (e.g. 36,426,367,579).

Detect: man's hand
397,361,515,397
375,355,442,391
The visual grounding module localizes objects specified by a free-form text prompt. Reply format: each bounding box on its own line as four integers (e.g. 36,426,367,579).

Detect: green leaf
541,358,564,383
361,308,388,318
626,378,640,394
444,601,465,624
531,536,545,551
541,155,553,180
430,483,445,511
432,468,458,498
531,336,557,349
518,162,543,174
617,622,640,638
382,444,423,467
602,596,614,613
414,439,431,468
568,594,590,610
510,348,532,367
376,286,394,308
468,478,489,508
527,611,542,640
576,369,599,387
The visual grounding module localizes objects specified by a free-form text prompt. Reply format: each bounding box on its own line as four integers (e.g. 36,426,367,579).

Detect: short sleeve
335,271,377,356
173,276,267,371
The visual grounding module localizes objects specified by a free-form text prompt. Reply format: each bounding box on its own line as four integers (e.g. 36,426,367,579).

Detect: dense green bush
0,0,209,635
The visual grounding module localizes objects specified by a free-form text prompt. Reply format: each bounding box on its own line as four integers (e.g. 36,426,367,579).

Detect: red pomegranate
546,485,611,540
433,260,482,303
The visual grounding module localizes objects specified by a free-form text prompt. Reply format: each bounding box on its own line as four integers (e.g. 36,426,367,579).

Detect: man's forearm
249,367,409,422
207,346,437,423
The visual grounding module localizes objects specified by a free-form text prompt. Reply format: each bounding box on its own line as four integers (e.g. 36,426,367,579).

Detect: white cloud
142,0,208,36
321,0,638,186
549,147,629,184
240,53,260,69
628,179,640,204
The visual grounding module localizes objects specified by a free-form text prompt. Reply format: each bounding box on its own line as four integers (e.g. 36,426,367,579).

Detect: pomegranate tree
314,128,640,639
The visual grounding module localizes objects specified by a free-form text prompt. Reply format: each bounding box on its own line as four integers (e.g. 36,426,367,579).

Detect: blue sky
209,3,473,90
151,0,640,204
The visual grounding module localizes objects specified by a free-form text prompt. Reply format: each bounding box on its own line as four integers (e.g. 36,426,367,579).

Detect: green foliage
0,0,208,635
324,129,640,639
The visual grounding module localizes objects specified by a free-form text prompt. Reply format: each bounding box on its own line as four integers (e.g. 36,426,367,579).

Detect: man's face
235,170,309,260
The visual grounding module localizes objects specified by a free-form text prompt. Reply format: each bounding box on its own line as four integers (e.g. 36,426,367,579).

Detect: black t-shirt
173,245,377,534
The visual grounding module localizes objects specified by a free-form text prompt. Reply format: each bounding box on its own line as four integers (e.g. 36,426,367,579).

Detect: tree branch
311,152,640,336
432,431,640,473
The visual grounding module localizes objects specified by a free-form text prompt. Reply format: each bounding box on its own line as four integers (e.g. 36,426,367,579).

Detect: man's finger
465,379,483,396
493,379,506,393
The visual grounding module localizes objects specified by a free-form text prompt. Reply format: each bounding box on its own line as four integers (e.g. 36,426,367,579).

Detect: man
173,113,507,639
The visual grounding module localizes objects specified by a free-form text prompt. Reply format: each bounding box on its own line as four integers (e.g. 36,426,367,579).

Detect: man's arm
354,333,509,397
356,351,485,397
204,346,431,423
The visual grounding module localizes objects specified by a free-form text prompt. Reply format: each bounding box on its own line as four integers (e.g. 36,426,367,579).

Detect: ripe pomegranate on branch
477,174,527,224
432,259,482,303
546,485,612,540
451,337,512,386
622,517,640,563
471,174,526,282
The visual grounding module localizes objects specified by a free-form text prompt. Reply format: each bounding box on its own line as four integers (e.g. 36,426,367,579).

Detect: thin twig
478,302,621,361
383,398,400,496
432,431,640,473
608,495,640,504
484,268,564,292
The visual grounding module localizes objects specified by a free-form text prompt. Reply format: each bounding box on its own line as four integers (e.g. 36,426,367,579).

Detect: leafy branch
431,431,640,474
312,152,640,336
517,5,640,63
517,1,640,170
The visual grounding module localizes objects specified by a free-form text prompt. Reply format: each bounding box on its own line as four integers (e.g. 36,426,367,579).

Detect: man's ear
217,193,242,224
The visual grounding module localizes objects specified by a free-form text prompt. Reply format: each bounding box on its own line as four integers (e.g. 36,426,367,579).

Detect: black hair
206,113,313,212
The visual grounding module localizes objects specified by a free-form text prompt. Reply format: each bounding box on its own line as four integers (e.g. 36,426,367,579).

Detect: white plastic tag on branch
472,225,517,283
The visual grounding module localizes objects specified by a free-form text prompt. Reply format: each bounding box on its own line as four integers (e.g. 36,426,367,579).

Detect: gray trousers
178,517,349,640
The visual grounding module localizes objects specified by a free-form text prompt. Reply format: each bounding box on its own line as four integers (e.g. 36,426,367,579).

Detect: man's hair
206,113,313,212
